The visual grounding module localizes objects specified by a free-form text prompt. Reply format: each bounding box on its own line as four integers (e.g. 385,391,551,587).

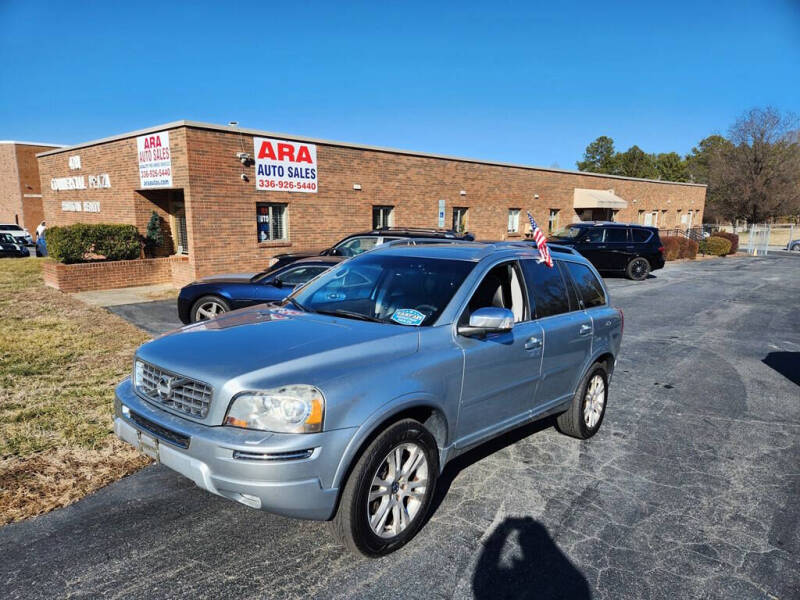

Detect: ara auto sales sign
137,131,172,188
254,137,317,193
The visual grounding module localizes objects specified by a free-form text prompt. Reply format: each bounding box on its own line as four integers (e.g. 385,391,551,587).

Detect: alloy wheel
583,374,606,429
196,300,227,320
631,258,648,279
367,442,429,538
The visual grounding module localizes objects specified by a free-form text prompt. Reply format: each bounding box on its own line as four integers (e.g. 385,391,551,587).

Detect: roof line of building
36,120,707,188
1,140,63,148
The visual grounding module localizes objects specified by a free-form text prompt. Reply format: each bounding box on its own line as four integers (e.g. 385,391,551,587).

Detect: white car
0,224,34,246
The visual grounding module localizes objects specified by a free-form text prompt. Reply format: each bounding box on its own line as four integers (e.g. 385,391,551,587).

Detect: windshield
0,233,14,243
288,254,476,325
551,226,583,239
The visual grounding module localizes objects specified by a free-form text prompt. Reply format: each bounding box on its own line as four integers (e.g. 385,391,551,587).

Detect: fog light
121,405,131,418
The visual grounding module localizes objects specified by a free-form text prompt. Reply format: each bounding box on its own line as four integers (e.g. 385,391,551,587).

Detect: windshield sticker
391,308,426,326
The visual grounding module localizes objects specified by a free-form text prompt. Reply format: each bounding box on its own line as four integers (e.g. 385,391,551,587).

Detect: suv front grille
137,361,212,418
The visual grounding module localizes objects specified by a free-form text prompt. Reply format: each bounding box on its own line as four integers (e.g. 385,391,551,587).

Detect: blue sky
1,1,798,168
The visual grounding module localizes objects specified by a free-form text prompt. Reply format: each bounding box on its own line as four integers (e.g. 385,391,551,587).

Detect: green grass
0,259,151,523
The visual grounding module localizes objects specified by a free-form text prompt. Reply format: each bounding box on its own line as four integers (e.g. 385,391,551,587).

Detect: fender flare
330,392,447,491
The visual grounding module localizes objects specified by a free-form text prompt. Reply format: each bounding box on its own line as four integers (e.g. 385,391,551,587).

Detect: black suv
548,222,665,280
266,227,475,272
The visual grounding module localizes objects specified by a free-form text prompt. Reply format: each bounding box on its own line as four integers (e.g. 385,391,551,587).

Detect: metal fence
718,223,797,254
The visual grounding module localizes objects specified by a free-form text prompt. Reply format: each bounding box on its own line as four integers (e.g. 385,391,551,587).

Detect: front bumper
114,378,356,520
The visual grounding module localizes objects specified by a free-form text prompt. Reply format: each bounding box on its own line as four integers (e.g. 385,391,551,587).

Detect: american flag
527,211,553,267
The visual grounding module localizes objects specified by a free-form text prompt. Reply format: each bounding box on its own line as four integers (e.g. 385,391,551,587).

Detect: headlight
225,385,325,433
133,359,144,388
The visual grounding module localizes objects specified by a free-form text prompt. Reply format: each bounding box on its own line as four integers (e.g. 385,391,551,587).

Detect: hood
195,272,260,284
136,306,420,421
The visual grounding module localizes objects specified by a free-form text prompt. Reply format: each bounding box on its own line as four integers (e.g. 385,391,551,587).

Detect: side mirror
328,247,341,256
458,307,514,337
272,278,283,288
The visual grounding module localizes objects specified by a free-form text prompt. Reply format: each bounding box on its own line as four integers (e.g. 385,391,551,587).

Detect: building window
257,203,288,242
453,207,468,233
638,210,646,224
372,205,394,229
507,208,520,233
548,209,560,233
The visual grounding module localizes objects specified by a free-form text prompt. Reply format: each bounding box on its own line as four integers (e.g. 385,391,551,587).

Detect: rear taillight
658,246,664,253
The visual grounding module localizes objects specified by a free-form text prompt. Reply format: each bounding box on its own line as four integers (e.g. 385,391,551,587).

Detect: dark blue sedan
177,256,344,323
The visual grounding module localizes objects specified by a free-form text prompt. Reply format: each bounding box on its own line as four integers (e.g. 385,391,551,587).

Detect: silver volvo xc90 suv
115,241,623,555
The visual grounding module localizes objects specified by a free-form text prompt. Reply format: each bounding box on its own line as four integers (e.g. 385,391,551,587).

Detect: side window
604,228,628,243
335,236,379,256
463,261,528,323
632,229,652,243
563,262,606,308
520,259,570,318
585,228,604,243
278,266,327,285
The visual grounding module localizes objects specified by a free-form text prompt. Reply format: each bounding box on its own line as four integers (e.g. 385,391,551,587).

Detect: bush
699,236,732,256
661,236,682,261
683,238,698,260
45,223,141,264
661,236,698,260
711,231,739,255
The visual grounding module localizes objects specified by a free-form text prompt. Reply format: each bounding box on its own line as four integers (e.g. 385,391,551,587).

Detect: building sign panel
61,201,82,211
60,201,101,213
68,155,81,170
137,131,172,188
254,137,317,193
438,199,446,228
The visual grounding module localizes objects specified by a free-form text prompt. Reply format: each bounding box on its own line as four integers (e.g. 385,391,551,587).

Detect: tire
190,295,230,322
328,419,439,557
556,362,609,439
626,257,650,281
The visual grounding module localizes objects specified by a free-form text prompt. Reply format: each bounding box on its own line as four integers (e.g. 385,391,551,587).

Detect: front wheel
190,295,230,322
556,363,609,439
328,419,439,556
626,257,650,281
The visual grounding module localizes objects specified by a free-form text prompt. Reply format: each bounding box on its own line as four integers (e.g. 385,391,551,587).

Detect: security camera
240,173,248,181
236,152,252,164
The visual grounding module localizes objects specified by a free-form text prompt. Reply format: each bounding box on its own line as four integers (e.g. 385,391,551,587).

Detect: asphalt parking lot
1,255,798,599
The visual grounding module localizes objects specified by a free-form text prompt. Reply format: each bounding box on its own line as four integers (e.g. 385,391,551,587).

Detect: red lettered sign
254,137,317,193
137,131,172,188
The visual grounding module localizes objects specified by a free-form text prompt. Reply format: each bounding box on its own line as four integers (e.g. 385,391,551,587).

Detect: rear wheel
626,257,650,280
190,295,229,322
328,419,439,557
556,363,609,439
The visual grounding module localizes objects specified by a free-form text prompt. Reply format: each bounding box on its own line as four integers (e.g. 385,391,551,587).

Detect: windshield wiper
283,297,314,313
315,309,383,323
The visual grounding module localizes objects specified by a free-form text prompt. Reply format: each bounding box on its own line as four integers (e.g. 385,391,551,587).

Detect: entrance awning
573,188,628,210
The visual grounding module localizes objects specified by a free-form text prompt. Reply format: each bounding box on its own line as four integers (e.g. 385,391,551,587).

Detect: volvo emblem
156,375,174,399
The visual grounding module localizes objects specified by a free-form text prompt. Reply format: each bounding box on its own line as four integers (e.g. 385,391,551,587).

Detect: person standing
36,221,46,240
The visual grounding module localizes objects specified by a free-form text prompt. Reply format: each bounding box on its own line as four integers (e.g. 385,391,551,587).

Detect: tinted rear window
632,229,652,243
521,259,570,318
604,228,629,243
563,262,606,308
1,224,22,231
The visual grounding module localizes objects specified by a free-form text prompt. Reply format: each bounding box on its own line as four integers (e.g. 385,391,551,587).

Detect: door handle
524,336,542,350
579,324,592,336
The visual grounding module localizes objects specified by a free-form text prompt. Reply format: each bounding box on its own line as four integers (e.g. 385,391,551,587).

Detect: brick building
1,140,62,233
38,121,706,285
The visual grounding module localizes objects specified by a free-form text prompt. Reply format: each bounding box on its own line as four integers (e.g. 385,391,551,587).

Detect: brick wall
42,256,188,293
0,143,57,232
183,126,707,278
0,144,21,224
38,122,707,284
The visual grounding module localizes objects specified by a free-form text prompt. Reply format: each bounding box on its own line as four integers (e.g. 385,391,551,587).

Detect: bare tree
707,107,800,224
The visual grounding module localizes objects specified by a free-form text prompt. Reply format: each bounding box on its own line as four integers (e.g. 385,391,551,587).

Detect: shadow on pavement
428,418,555,520
762,351,800,386
472,516,591,600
